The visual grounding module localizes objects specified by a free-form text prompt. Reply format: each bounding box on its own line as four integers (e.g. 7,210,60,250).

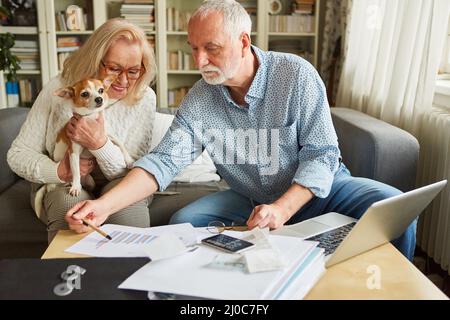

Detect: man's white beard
200,61,239,85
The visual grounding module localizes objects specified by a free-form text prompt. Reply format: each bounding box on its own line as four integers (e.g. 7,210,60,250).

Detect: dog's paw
69,184,82,197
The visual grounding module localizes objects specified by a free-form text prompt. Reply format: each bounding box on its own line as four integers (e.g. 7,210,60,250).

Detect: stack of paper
119,232,325,300
66,224,325,300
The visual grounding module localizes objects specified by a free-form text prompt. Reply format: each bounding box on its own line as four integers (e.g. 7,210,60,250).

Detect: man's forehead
187,32,227,46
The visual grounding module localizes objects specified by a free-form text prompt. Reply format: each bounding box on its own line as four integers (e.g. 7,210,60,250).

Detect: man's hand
57,150,96,183
65,200,111,234
66,113,107,150
246,184,315,230
247,203,291,230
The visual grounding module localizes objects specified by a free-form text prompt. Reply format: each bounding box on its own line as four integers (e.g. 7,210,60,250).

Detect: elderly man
67,0,416,260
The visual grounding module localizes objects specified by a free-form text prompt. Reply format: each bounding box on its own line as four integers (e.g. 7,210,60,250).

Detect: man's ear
103,75,117,90
54,87,75,99
240,32,251,56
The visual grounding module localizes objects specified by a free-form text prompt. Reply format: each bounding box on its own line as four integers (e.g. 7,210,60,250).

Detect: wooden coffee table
42,230,448,300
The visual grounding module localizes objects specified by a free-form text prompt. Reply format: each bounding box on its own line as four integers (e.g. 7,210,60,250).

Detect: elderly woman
7,18,157,243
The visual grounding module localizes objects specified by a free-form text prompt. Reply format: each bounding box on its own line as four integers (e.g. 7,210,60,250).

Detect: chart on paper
65,223,197,258
95,231,158,249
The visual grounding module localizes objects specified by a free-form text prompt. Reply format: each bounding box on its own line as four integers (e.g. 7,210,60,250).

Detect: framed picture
2,0,37,26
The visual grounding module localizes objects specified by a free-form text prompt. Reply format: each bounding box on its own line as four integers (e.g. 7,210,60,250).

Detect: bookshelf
1,0,320,110
0,0,48,108
107,0,321,110
45,0,107,77
266,0,320,66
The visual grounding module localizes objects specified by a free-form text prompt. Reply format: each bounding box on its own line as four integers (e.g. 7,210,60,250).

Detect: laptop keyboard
305,222,357,256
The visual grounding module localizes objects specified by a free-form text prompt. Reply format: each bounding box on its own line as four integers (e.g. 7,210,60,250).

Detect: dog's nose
95,97,103,106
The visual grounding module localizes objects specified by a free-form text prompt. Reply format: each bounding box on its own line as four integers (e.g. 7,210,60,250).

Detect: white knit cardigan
7,76,156,217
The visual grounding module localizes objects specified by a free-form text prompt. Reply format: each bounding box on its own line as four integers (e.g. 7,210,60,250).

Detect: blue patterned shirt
134,46,341,204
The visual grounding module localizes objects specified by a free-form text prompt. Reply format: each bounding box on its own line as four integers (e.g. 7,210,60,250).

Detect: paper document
65,223,197,257
119,234,324,300
143,234,188,261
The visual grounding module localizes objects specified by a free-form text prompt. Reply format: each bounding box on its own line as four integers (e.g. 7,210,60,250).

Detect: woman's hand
65,199,111,233
246,203,291,230
57,149,96,183
66,113,107,150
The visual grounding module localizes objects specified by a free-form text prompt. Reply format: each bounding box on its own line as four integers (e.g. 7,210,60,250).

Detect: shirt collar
246,45,268,100
218,45,268,108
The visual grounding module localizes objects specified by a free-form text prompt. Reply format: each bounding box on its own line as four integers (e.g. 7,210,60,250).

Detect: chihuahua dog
50,77,133,197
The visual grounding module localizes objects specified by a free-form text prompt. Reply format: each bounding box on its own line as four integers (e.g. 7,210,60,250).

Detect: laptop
273,180,447,267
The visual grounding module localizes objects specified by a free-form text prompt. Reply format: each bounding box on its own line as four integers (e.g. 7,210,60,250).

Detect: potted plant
0,5,10,23
0,32,21,82
0,5,21,82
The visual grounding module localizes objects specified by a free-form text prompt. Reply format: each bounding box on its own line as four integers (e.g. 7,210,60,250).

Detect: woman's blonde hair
61,18,157,104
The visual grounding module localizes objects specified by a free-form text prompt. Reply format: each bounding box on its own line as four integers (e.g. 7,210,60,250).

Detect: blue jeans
170,164,417,261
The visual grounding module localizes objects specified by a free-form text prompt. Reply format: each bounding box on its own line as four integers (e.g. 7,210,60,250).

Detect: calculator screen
202,234,254,253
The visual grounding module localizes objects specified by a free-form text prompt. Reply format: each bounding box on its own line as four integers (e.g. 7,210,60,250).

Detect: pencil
81,219,112,240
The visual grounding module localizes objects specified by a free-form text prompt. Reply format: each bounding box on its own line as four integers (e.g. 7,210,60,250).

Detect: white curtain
336,0,450,135
319,0,352,107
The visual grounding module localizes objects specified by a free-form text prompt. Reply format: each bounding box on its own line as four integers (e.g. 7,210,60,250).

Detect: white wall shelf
5,70,41,75
0,26,38,34
55,31,94,35
167,31,188,35
268,32,316,37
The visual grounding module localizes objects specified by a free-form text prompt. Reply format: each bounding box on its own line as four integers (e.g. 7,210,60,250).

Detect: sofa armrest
331,108,419,192
0,108,29,193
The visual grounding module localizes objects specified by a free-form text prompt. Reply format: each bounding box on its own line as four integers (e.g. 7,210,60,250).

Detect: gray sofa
0,107,419,259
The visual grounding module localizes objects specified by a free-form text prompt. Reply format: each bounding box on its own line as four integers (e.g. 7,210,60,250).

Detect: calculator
201,234,255,254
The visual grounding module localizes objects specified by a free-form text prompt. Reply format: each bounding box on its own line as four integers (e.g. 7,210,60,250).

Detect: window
434,15,450,108
438,15,450,78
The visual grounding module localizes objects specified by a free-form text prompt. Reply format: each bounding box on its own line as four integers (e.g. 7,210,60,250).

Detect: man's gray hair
191,0,252,40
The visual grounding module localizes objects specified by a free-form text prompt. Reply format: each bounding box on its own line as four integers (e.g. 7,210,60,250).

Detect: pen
81,219,112,240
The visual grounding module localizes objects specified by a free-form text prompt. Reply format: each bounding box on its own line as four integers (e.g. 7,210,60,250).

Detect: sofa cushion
0,108,29,193
0,180,47,246
331,108,419,192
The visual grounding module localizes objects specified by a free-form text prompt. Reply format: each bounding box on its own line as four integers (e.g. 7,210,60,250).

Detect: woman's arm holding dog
7,79,66,184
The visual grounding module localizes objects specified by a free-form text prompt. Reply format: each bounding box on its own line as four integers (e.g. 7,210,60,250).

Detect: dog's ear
102,75,117,91
54,87,75,99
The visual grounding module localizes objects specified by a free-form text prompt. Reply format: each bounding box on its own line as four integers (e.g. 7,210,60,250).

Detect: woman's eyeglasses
207,220,248,234
101,61,145,80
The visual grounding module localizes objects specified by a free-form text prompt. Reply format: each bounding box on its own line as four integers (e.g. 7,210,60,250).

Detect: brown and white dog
51,77,133,197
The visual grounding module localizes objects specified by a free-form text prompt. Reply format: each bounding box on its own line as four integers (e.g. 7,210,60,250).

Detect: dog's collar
74,98,123,118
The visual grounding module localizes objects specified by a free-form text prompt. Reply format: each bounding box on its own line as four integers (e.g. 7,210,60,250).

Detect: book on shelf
11,39,40,71
166,7,192,32
13,40,38,49
292,0,316,15
57,46,80,53
121,3,155,33
6,82,19,108
167,51,195,71
18,79,39,107
269,15,315,33
57,37,82,71
55,8,89,32
168,87,191,108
